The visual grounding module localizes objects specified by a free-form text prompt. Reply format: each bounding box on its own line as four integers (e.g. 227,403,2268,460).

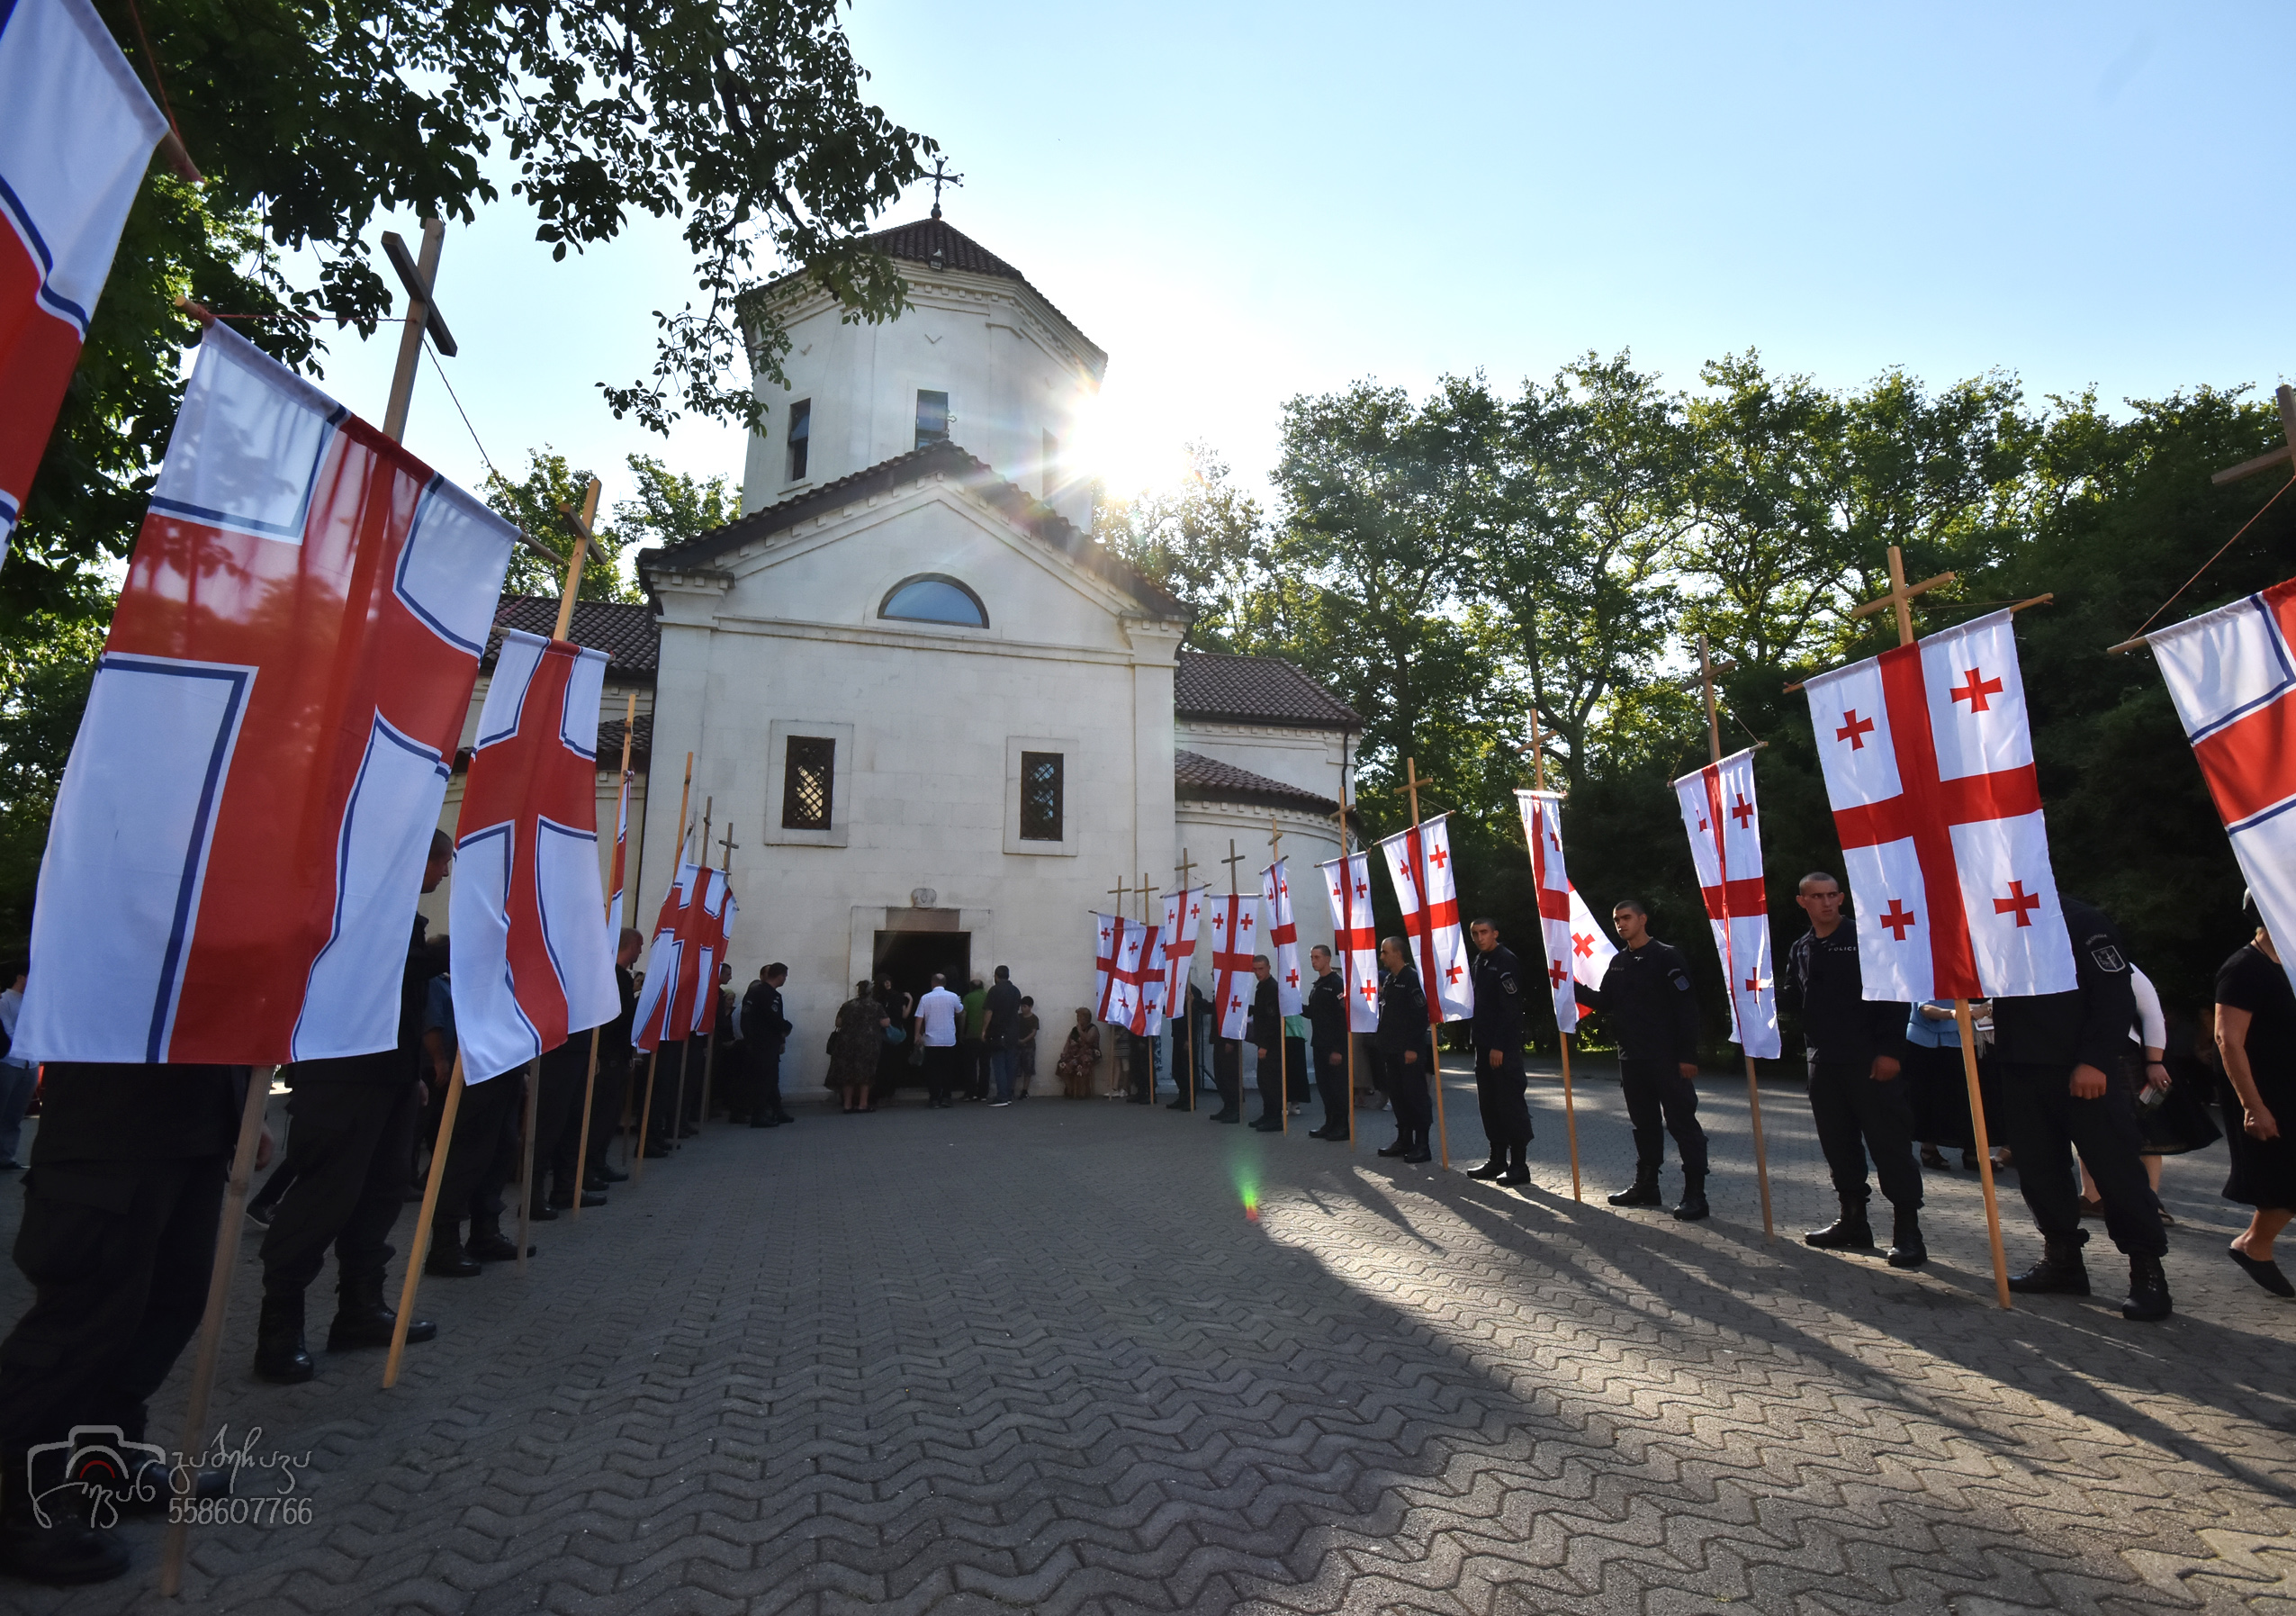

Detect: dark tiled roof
455,711,650,778
1175,652,1363,731
639,440,1186,621
1175,749,1339,815
488,597,659,678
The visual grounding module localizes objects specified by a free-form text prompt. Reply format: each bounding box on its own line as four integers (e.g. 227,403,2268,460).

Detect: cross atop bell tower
925,157,964,220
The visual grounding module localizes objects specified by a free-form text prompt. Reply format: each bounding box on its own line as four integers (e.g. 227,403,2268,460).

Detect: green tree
0,609,110,950
482,448,635,603
1094,445,1267,648
615,455,738,553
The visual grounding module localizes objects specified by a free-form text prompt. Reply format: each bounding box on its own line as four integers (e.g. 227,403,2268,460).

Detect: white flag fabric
630,858,699,1052
2148,575,2296,988
1261,857,1304,1014
689,870,735,1036
1376,813,1474,1024
1670,747,1781,1060
1160,886,1205,1020
1205,891,1261,1039
1514,790,1616,1034
1111,918,1166,1036
1319,853,1381,1032
1091,911,1121,1020
1804,609,2074,1001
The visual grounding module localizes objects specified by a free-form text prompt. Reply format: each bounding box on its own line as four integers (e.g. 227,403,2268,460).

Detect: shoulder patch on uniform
2089,943,2126,973
1499,971,1519,995
1670,970,1691,991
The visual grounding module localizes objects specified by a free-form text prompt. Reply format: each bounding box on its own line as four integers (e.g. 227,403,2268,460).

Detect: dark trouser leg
2002,1060,2165,1256
1215,1040,1241,1112
1475,1052,1533,1150
1390,1053,1433,1140
650,1043,688,1145
1807,1062,1875,1207
1314,1042,1349,1131
435,1073,519,1233
261,1082,396,1296
1657,1067,1707,1176
0,1157,226,1474
1849,1065,1921,1208
588,1058,630,1168
1617,1058,1670,1173
532,1047,583,1205
759,1048,785,1119
330,1081,417,1287
924,1046,953,1106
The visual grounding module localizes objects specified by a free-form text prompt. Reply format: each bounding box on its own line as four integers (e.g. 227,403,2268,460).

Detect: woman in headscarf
829,980,887,1115
1055,1007,1101,1099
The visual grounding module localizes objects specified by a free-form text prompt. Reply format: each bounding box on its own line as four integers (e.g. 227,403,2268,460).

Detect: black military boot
2007,1232,2092,1295
1886,1207,1928,1268
1401,1130,1433,1164
1805,1201,1875,1250
425,1224,482,1278
252,1292,315,1384
1671,1174,1710,1221
1466,1155,1507,1180
0,1453,128,1586
1377,1133,1411,1158
465,1214,531,1264
1497,1145,1530,1187
2121,1252,2172,1321
1608,1173,1662,1208
328,1273,436,1350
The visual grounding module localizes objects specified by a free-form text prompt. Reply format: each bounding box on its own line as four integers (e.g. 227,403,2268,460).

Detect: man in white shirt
913,975,965,1110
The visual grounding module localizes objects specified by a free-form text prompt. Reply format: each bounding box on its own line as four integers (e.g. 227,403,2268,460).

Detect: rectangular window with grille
786,398,810,483
781,736,834,831
1019,751,1063,842
914,390,950,449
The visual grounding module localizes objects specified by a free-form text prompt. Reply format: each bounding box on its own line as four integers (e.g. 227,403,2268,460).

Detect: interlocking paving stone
0,1057,2290,1613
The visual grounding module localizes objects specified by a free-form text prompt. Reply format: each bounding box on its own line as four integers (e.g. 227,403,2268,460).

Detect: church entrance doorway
872,928,972,1035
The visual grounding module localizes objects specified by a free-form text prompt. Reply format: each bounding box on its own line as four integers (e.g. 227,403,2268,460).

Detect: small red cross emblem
1285,968,1299,988
1428,847,1447,870
1878,898,1918,941
1571,933,1593,958
1696,812,1708,832
1360,980,1377,1005
1731,794,1754,830
1548,960,1568,988
1743,973,1760,993
1949,667,2004,712
1445,961,1463,984
1993,880,2041,926
1355,880,1368,899
1836,710,1877,750
1239,914,1254,933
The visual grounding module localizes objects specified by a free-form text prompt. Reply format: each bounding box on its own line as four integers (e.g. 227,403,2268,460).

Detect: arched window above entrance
879,574,988,628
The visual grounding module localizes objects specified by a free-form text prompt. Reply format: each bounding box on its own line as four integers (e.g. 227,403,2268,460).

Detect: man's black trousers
1474,1049,1534,1151
261,1077,418,1296
923,1044,960,1107
0,1155,224,1470
1998,1060,2165,1258
1618,1057,1707,1178
1807,1061,1922,1211
1255,1037,1305,1122
752,1045,784,1123
588,1055,630,1169
1214,1039,1241,1114
532,1040,590,1205
1313,1038,1350,1133
1386,1044,1433,1142
436,1068,521,1231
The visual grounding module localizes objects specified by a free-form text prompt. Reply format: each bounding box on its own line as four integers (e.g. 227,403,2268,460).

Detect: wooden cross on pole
2210,384,2296,487
1107,874,1130,914
551,481,620,641
1849,544,1958,644
925,157,965,218
1137,873,1157,923
380,220,455,443
1267,816,1284,862
1175,847,1198,890
1220,838,1247,896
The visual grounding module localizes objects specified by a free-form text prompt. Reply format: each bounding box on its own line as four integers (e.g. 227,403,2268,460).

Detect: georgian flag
1110,917,1166,1036
1376,813,1473,1023
1805,609,2074,1000
1091,910,1121,1020
0,0,168,566
632,858,733,1052
688,869,736,1038
2147,575,2296,986
1260,857,1304,1015
1318,852,1380,1032
18,324,512,1064
1514,790,1616,1034
1205,891,1261,1039
447,630,619,1083
1160,886,1205,1019
1670,747,1781,1060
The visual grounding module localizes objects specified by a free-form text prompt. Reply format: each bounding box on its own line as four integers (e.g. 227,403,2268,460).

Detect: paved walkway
4,1059,2293,1614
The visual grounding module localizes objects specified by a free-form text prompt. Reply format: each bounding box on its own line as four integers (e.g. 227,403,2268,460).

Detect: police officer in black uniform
1994,896,2170,1321
1466,919,1532,1185
1247,956,1285,1131
1306,945,1351,1140
1577,898,1708,1219
1373,937,1435,1163
1778,871,1923,1266
742,962,793,1127
0,1061,256,1584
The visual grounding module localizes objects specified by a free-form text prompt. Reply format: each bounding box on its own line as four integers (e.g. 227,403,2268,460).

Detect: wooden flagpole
1529,712,1583,1202
1697,636,1775,1239
671,797,712,1144
1859,546,2012,1310
1268,818,1288,1136
698,820,738,1127
572,692,637,1219
634,753,694,1179
1335,785,1358,1153
1403,758,1450,1169
1175,848,1199,1111
1221,840,1247,1114
386,1054,464,1386
158,1065,273,1594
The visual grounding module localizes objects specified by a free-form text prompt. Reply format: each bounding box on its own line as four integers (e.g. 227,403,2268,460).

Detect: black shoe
252,1293,315,1384
1401,1145,1433,1163
1886,1209,1928,1268
1919,1144,1948,1169
245,1199,278,1227
1376,1137,1410,1158
1209,1109,1240,1124
0,1511,127,1586
1805,1208,1876,1250
467,1232,531,1263
1607,1178,1661,1208
677,1124,700,1138
115,1465,230,1519
1496,1165,1530,1187
2007,1236,2091,1296
641,1144,674,1159
550,1189,608,1209
592,1164,630,1183
1323,1130,1354,1143
425,1232,482,1278
2121,1253,2172,1321
1961,1150,1980,1170
1249,1117,1282,1132
749,1117,778,1128
1466,1158,1507,1180
1671,1186,1709,1221
527,1202,560,1222
327,1276,435,1350
2229,1245,2296,1296
1166,1097,1190,1109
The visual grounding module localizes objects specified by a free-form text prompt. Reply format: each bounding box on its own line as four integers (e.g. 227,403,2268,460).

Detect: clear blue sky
311,1,2296,524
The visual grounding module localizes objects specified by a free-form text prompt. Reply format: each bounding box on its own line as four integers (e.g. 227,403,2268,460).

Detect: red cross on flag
1091,910,1121,1020
1110,917,1166,1036
2147,575,2296,982
1159,887,1205,1019
1670,748,1781,1060
689,870,737,1037
606,760,632,942
631,859,734,1052
1206,891,1261,1039
18,325,513,1064
1260,857,1304,1016
1376,813,1473,1025
1803,609,2075,1000
1514,790,1616,1034
0,0,168,565
1318,852,1380,1033
447,630,620,1083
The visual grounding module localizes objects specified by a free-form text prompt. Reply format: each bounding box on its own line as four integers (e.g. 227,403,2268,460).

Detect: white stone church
436,215,1363,1088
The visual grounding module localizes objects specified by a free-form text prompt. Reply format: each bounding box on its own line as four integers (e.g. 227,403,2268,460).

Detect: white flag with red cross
1319,852,1381,1033
1670,747,1781,1060
687,869,736,1037
605,759,632,944
17,324,513,1065
1160,887,1205,1019
1205,891,1261,1039
1514,790,1616,1034
631,859,700,1053
1804,609,2075,1001
447,629,620,1084
1260,857,1305,1015
2147,575,2296,984
1091,910,1121,1020
1376,813,1474,1024
1110,917,1166,1036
